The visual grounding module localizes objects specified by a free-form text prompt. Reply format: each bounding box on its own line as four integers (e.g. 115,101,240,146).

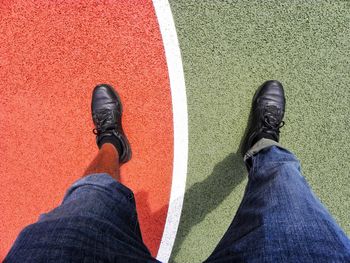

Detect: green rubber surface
169,1,350,262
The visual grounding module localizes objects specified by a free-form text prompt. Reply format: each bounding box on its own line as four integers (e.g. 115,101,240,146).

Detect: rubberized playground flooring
1,1,350,262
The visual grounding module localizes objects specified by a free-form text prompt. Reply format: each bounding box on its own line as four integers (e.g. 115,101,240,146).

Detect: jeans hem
244,138,286,162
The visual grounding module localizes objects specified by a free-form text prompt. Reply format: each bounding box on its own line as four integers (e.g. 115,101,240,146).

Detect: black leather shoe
92,84,131,163
241,80,285,157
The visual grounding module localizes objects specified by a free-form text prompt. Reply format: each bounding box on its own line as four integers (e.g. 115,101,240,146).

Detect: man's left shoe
91,84,132,163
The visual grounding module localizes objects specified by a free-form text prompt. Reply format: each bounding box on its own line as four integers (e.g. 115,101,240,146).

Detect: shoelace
92,109,115,135
261,105,285,134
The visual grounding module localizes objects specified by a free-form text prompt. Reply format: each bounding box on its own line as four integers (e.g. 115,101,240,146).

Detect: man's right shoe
241,80,286,157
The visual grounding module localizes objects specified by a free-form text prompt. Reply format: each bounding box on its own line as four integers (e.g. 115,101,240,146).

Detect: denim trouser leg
205,144,350,263
5,173,159,263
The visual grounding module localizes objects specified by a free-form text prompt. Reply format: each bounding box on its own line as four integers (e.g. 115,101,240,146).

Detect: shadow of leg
171,152,246,262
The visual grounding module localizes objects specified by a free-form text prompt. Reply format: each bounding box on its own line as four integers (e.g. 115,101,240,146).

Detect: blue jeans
5,146,350,262
5,174,160,262
205,146,350,262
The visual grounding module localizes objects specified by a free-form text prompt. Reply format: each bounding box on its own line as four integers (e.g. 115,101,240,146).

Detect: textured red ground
0,0,173,259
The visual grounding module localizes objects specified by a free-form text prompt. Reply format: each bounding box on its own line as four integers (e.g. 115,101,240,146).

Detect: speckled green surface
169,1,350,262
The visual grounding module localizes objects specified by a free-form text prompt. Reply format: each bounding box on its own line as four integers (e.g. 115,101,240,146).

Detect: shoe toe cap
92,84,120,111
255,80,285,106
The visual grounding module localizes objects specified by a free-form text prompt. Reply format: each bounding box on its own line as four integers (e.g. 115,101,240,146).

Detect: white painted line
152,1,189,262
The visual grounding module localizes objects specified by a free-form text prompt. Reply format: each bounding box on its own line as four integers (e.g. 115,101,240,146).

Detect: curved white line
152,1,188,262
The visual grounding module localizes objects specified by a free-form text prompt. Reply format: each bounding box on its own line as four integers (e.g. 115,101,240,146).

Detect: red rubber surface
0,0,173,259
